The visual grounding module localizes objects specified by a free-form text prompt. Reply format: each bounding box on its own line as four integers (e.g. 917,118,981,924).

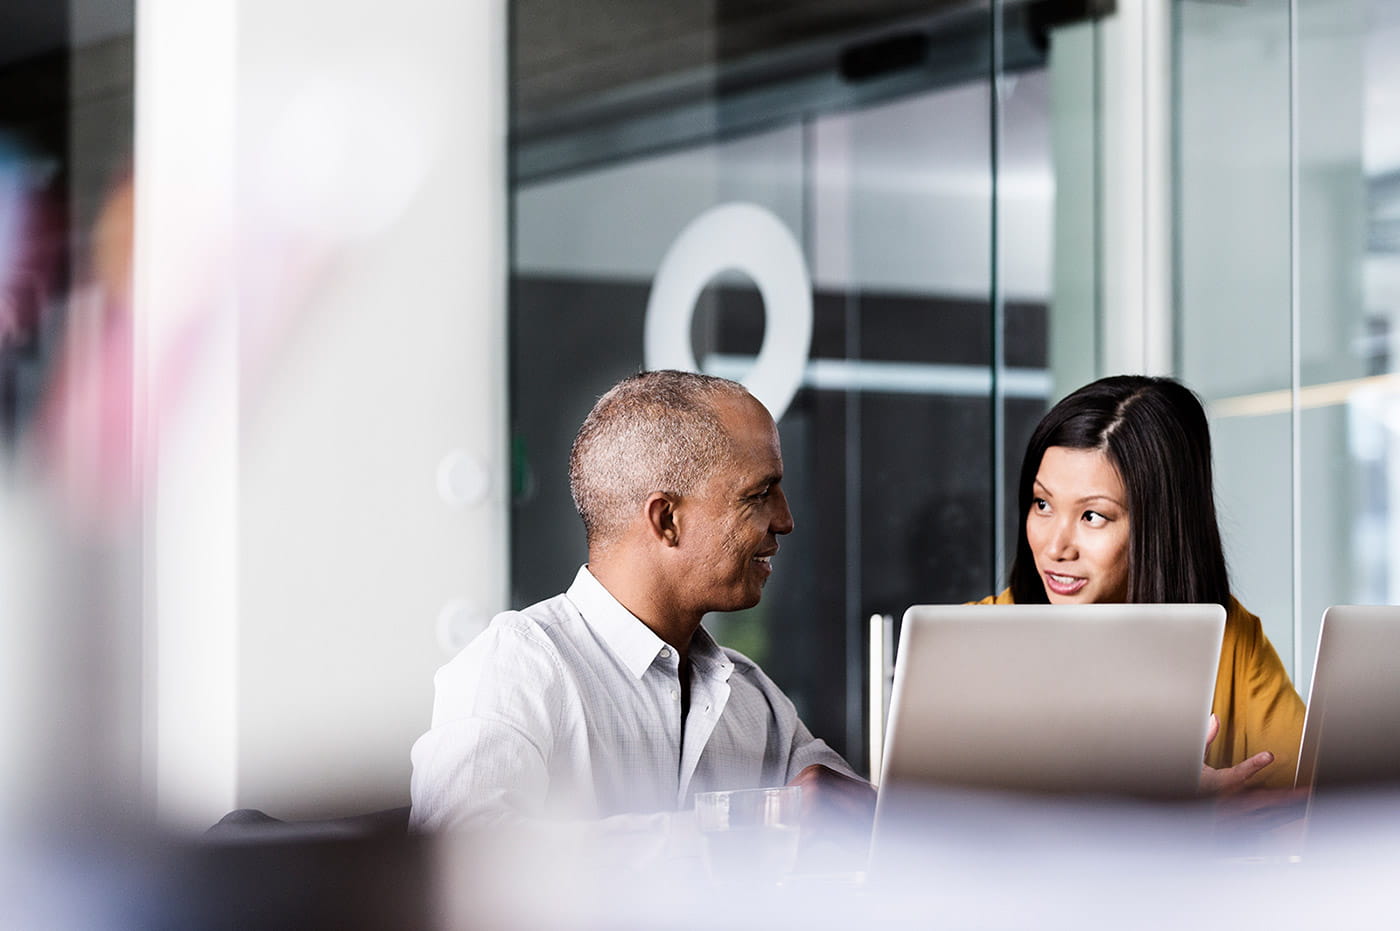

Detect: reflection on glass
1176,0,1296,673
1176,0,1400,697
510,38,1057,766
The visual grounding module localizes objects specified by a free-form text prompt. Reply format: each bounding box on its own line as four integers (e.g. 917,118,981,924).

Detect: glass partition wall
508,1,1085,771
1177,0,1399,698
512,0,1399,769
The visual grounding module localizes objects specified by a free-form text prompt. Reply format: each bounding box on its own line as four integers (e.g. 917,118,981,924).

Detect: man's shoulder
445,592,583,670
719,645,761,674
718,646,783,692
429,594,588,713
496,591,581,635
714,646,809,729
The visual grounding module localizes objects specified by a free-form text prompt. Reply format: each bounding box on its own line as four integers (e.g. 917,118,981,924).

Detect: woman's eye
1082,510,1108,527
1032,497,1049,513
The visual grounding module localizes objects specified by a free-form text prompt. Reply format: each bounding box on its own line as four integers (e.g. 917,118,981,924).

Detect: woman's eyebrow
1076,493,1125,507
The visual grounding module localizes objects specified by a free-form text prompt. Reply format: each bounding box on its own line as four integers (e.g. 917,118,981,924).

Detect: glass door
509,0,1084,772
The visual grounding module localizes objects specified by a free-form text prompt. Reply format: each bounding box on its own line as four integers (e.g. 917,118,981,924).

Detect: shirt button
670,689,678,700
660,648,672,659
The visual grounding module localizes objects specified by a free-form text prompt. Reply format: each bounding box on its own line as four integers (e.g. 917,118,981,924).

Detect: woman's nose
1044,519,1077,560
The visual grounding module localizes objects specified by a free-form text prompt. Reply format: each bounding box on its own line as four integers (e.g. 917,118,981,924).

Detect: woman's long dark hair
1007,375,1231,607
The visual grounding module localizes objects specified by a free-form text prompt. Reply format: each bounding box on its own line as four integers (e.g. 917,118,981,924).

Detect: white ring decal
644,202,813,421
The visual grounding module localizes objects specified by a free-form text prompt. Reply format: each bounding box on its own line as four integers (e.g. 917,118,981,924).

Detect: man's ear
644,492,681,546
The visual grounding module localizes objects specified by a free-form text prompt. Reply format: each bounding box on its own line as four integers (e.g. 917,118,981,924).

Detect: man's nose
772,486,795,535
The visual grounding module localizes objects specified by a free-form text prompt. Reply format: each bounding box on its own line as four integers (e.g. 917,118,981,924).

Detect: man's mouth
1043,571,1087,596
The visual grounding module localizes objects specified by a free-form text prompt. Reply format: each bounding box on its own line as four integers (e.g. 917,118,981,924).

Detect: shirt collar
686,624,734,682
566,565,672,680
565,566,734,682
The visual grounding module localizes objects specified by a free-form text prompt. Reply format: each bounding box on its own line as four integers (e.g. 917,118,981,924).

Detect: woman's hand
1199,713,1275,795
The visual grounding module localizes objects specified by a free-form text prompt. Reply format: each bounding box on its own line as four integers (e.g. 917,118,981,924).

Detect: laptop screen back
875,603,1226,805
1297,605,1400,790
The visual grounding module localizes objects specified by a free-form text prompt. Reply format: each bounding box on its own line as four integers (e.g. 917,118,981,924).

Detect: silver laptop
871,603,1226,849
1296,605,1400,790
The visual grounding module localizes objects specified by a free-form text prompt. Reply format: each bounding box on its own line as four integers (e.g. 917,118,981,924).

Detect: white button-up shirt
410,566,855,839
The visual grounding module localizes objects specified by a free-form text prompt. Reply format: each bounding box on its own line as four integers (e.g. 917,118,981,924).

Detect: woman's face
1025,446,1130,604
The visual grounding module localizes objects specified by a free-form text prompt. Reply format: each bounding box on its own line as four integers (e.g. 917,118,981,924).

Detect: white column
232,0,510,818
1097,0,1174,376
134,0,240,828
1049,0,1173,396
136,0,510,828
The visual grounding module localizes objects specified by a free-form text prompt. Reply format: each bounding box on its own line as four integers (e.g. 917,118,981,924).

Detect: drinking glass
694,785,802,883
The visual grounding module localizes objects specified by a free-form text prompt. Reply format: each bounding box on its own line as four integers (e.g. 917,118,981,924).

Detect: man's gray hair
569,370,754,549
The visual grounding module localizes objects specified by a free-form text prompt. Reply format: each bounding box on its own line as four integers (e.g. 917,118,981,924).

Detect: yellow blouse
974,590,1306,790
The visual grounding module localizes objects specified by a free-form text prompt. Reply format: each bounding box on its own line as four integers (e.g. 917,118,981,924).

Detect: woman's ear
644,492,681,546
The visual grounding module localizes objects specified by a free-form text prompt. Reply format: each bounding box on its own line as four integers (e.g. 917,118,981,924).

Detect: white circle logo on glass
644,202,813,421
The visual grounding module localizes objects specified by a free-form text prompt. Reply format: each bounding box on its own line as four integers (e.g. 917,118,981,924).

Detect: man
409,370,872,859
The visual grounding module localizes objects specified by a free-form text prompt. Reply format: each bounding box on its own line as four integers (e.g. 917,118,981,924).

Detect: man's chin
723,588,764,613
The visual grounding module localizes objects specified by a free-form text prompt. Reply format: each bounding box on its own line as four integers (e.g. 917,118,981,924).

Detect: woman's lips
1043,570,1087,596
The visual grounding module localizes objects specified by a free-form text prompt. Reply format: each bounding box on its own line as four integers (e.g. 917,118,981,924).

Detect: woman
980,375,1305,792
